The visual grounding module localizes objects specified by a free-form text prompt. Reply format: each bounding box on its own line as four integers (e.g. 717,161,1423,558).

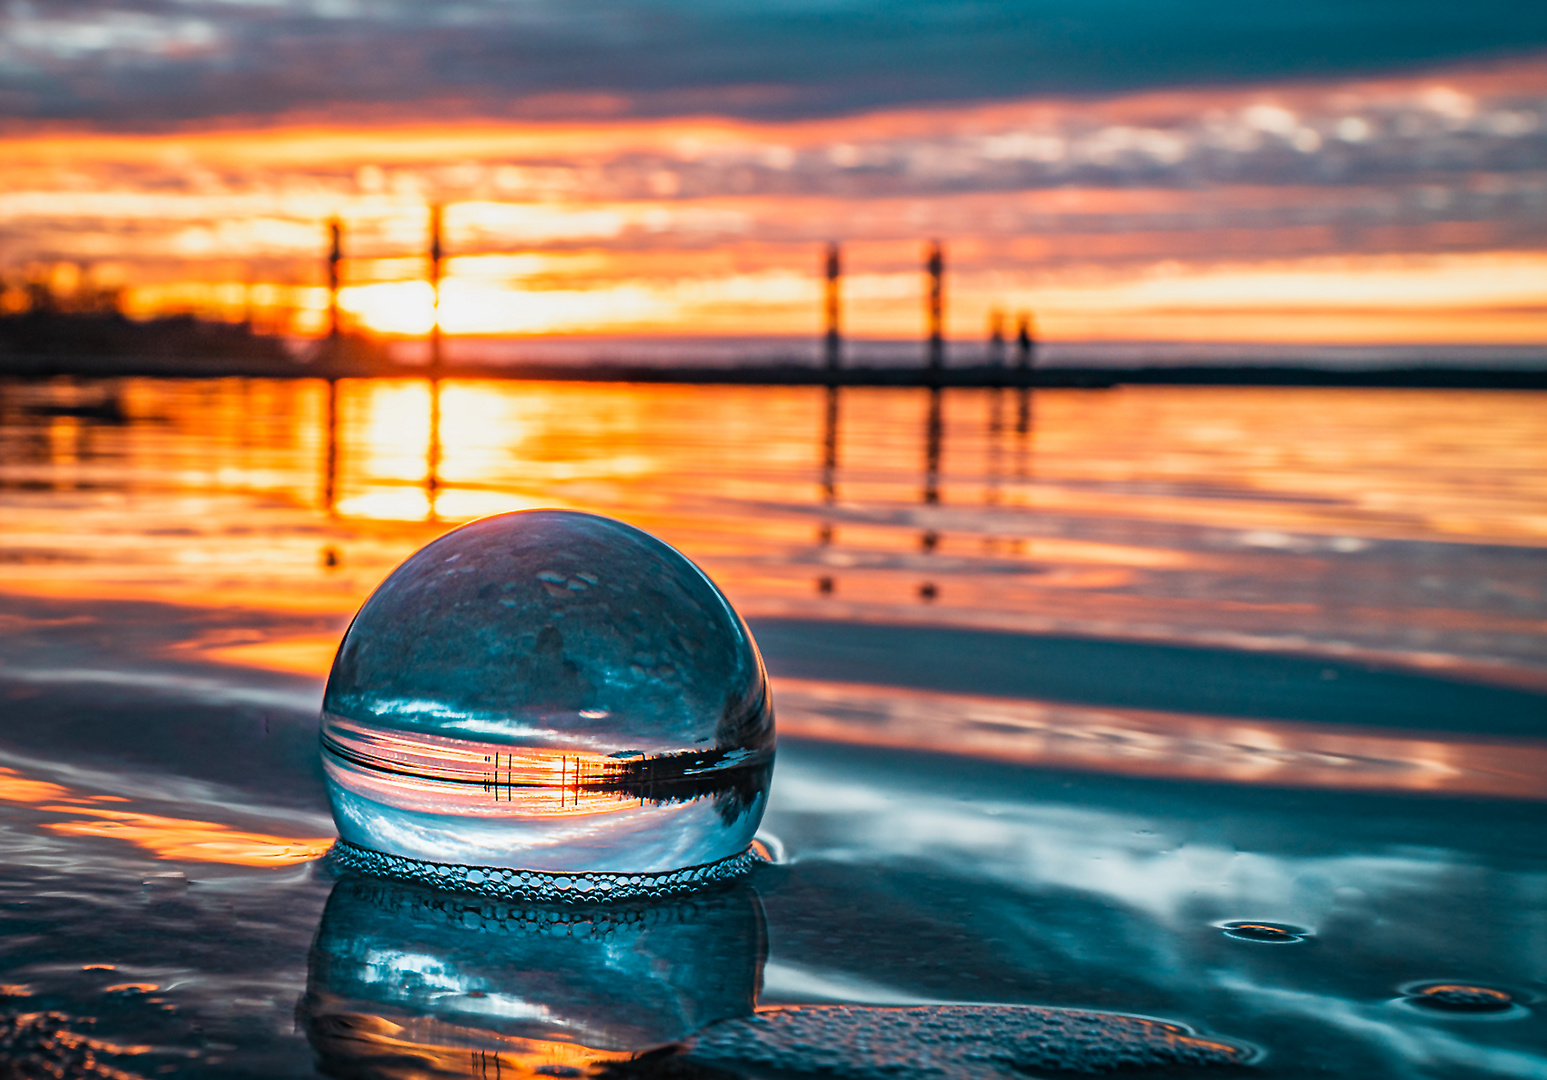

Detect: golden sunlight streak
0,766,333,867
346,379,431,482
774,679,1547,799
42,807,335,866
197,633,343,676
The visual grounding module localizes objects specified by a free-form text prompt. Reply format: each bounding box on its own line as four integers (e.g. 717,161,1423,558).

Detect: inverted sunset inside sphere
320,510,775,882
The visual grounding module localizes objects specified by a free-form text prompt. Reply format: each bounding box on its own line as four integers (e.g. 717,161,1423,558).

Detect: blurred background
1,0,1545,365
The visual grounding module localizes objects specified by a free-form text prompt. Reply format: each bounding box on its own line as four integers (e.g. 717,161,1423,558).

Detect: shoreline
2,353,1545,389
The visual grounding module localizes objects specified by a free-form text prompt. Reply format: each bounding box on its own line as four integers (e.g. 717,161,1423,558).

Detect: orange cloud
3,58,1544,344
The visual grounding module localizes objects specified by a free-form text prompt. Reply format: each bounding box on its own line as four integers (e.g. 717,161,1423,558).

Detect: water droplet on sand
320,510,774,892
1221,921,1307,943
1407,984,1516,1013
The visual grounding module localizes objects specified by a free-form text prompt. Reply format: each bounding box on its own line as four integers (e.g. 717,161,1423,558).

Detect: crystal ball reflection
301,874,765,1063
321,510,774,877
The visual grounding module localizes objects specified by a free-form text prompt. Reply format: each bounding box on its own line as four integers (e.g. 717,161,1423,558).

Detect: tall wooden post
926,241,944,374
326,219,342,339
428,205,444,372
426,205,444,519
823,241,841,372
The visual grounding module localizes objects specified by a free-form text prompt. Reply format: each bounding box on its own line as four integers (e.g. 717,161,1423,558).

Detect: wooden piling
427,205,444,519
824,241,842,372
926,241,944,374
428,205,444,372
326,219,342,339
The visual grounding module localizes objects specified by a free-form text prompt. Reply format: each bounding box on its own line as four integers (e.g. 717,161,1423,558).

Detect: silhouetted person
1016,311,1036,374
988,309,1006,368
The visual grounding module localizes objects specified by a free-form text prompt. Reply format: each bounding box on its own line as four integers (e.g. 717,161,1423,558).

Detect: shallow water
0,377,1543,1078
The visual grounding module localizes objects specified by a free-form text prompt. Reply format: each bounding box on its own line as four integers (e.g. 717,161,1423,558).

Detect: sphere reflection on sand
300,874,766,1078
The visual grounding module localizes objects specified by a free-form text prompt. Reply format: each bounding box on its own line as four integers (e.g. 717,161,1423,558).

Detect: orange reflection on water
197,633,343,676
773,678,1547,800
2,379,1545,691
0,765,332,867
40,807,333,866
0,766,74,804
305,1006,631,1080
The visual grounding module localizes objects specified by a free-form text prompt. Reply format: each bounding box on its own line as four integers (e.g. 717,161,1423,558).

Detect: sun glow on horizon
110,247,1547,344
3,56,1546,346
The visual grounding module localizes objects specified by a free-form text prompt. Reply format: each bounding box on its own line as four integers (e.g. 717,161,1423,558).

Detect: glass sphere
320,510,774,878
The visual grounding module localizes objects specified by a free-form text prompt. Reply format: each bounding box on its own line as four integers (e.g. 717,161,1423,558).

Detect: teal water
0,378,1543,1078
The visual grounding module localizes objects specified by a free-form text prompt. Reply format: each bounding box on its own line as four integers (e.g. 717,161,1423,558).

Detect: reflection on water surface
2,378,1544,679
0,377,1543,1078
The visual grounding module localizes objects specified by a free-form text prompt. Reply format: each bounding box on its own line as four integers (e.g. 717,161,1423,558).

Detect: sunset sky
2,2,1544,349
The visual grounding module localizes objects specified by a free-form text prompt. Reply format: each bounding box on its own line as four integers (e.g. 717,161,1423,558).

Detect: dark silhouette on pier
1014,313,1036,434
988,309,1006,370
1016,311,1036,374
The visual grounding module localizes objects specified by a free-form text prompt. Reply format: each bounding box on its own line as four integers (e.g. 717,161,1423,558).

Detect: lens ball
320,510,774,879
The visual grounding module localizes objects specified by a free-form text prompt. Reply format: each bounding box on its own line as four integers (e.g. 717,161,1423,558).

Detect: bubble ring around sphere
327,839,766,903
319,510,775,886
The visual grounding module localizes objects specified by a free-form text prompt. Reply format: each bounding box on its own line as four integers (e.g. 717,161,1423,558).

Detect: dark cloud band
3,0,1546,125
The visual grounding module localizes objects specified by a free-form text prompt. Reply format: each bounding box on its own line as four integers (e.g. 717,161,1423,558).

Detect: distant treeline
0,309,291,364
1,310,1542,389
